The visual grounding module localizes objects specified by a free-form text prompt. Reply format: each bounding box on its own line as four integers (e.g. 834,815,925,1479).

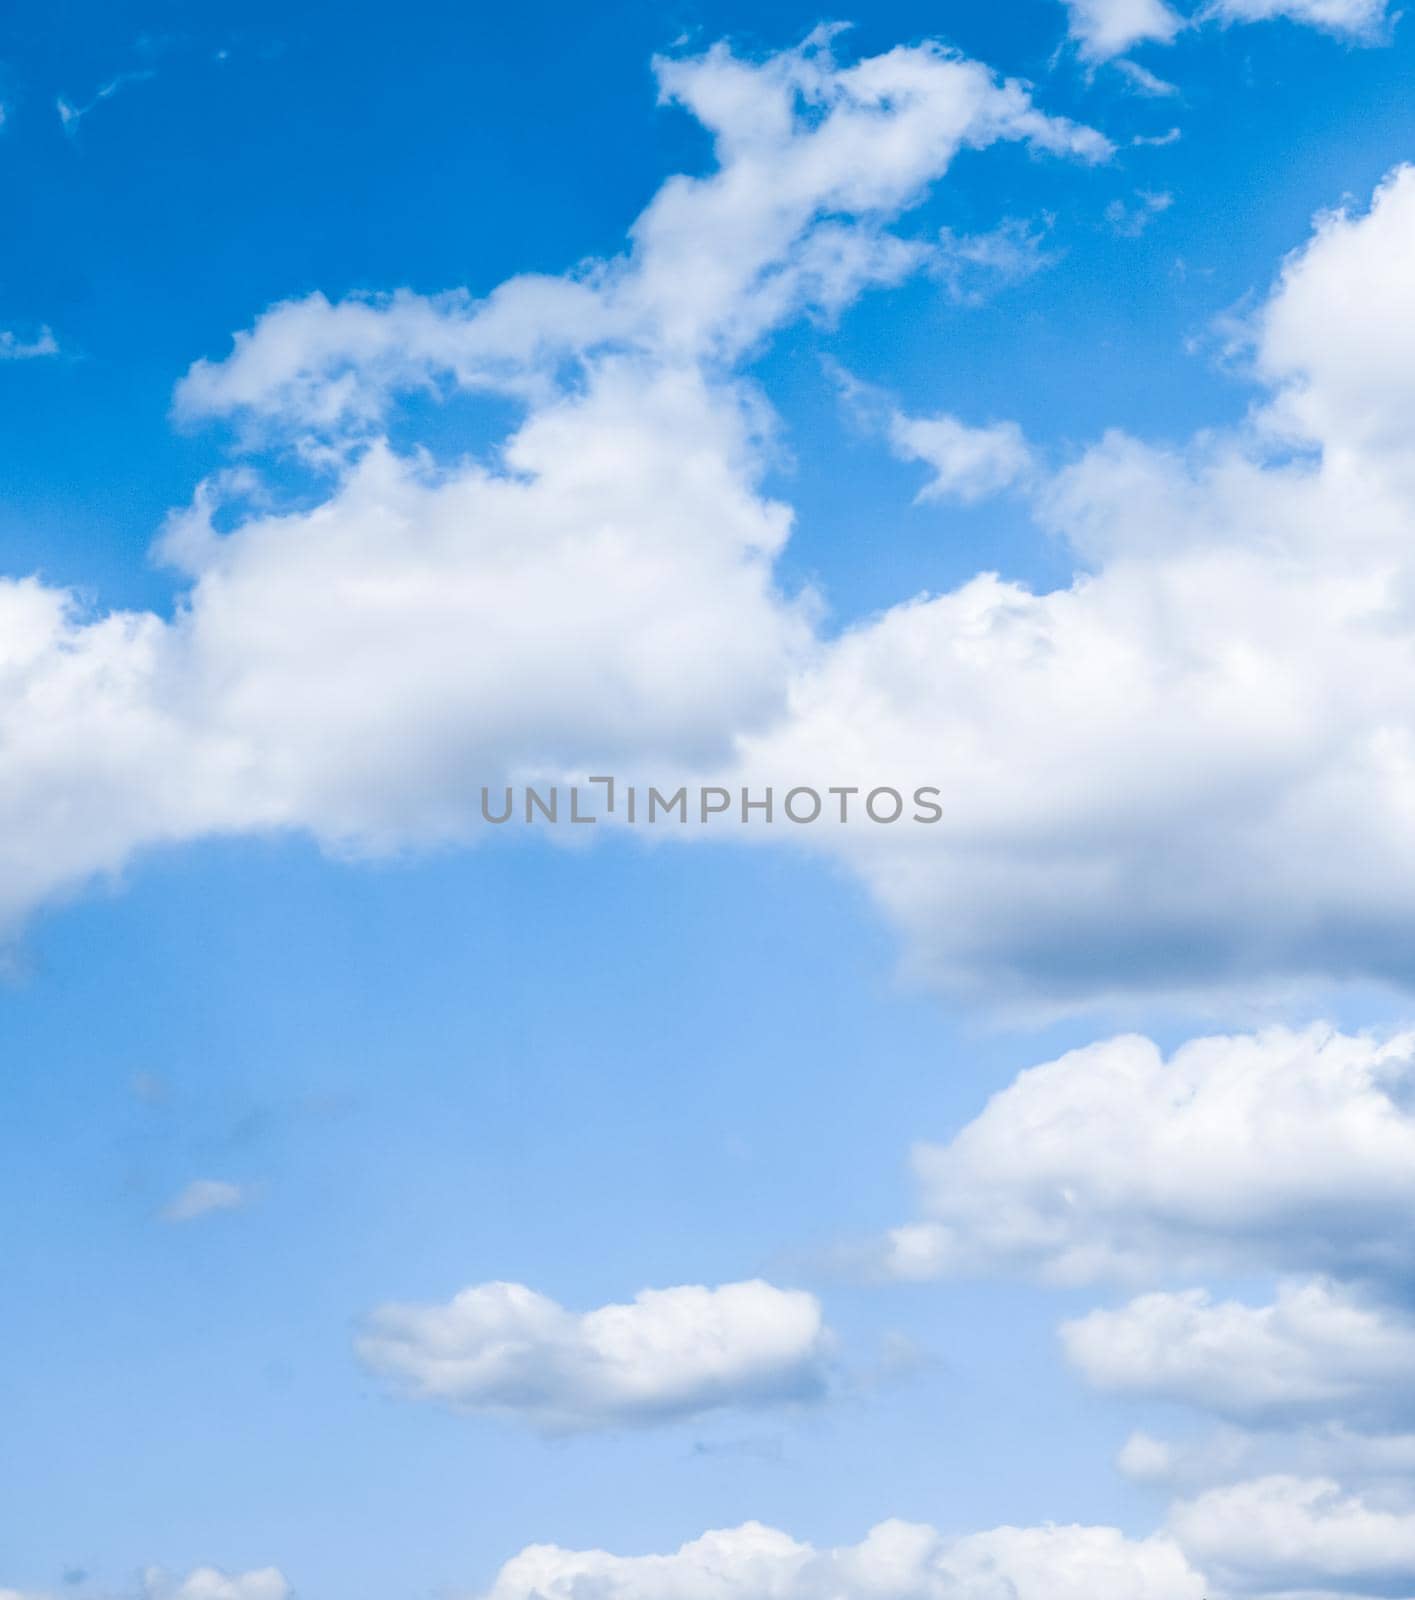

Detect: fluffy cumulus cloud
1256,165,1415,459
355,1279,832,1433
888,411,1034,503
1061,0,1184,60
142,1572,289,1600
9,33,1415,1015
1169,1476,1415,1597
735,164,1415,1007
481,1518,1205,1600
866,1018,1415,1575
160,367,807,846
1062,1279,1415,1426
0,28,1108,936
878,1026,1415,1285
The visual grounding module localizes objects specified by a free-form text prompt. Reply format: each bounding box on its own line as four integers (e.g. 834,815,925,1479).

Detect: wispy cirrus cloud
0,327,58,360
931,216,1059,303
1058,0,1396,64
1061,0,1185,61
56,68,156,134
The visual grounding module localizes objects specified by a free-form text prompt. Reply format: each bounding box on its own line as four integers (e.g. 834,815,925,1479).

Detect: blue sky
6,3,1415,1599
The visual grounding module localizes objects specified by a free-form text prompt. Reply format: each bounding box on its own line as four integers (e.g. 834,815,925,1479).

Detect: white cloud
1115,58,1182,94
160,368,809,846
889,412,1034,503
175,33,1106,435
1061,0,1185,60
356,1279,832,1433
143,1569,289,1600
932,217,1056,303
161,1179,249,1223
1255,167,1415,461
1120,1431,1187,1483
482,1518,1205,1600
730,164,1415,1008
1058,0,1395,59
829,363,1033,503
1063,1279,1415,1426
1203,0,1393,39
1169,1475,1415,1597
0,328,57,360
1121,1424,1415,1493
56,69,157,134
0,1568,286,1600
1105,188,1174,235
8,44,1415,1017
0,30,1108,943
877,1026,1415,1284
